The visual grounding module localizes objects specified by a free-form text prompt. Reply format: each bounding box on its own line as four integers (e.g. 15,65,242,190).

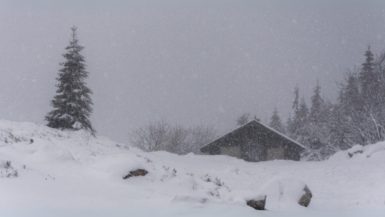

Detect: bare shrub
5,161,12,169
130,121,217,154
184,124,217,154
129,120,170,152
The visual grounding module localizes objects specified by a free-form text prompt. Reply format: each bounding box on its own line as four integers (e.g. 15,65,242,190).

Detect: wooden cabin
200,120,306,162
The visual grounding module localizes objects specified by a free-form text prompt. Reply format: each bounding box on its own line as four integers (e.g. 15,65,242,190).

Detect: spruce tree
269,107,286,134
340,73,361,113
308,81,333,158
45,26,95,134
309,80,324,123
287,86,302,139
236,113,250,126
293,97,309,144
297,98,309,128
292,85,299,111
359,46,376,100
286,114,293,135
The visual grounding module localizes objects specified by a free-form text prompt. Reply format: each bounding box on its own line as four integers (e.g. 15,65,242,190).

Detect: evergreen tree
359,46,376,100
340,72,361,113
292,85,299,111
286,114,293,135
287,86,300,138
236,113,250,126
297,98,309,128
45,26,95,134
336,49,385,146
308,81,324,150
294,97,309,143
269,107,286,134
359,47,385,144
309,80,324,123
288,86,307,144
328,103,349,150
307,82,335,159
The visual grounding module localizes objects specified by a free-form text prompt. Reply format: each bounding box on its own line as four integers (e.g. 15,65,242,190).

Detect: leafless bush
130,120,217,154
129,120,170,152
184,125,217,154
5,161,12,169
166,125,189,154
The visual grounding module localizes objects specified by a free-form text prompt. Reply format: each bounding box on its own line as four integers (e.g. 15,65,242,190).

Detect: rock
246,195,267,210
259,177,313,210
348,150,363,158
298,185,312,207
123,169,148,179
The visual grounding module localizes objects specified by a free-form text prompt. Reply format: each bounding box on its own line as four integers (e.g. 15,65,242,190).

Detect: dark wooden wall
204,122,303,162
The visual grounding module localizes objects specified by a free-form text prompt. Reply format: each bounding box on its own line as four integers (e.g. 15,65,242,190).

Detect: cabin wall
202,122,304,162
208,146,220,155
239,126,266,162
244,131,267,162
220,146,241,158
266,148,285,160
256,134,303,161
284,145,301,161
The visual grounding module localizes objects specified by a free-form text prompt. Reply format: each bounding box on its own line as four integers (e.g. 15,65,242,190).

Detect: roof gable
200,120,306,152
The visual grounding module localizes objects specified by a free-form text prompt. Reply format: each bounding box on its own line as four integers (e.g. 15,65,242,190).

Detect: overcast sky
1,0,385,142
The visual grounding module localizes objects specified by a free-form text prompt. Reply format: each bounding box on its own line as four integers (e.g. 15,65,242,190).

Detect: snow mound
329,142,385,161
92,154,147,179
27,143,74,164
258,175,309,211
169,195,211,208
0,119,384,216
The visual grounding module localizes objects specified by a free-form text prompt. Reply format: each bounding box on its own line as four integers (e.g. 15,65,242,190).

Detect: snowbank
259,176,309,210
0,119,384,216
329,142,385,161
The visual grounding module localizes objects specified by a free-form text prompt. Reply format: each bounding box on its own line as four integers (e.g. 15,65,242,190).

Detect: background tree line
265,46,385,160
131,47,385,160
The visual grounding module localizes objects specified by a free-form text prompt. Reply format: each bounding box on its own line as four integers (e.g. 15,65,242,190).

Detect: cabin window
266,148,285,160
220,146,241,158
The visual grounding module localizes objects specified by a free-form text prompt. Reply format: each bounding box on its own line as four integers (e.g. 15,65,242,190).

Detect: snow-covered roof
255,120,307,149
200,119,307,152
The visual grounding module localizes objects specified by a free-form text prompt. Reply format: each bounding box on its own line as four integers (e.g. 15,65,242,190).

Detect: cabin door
242,141,258,162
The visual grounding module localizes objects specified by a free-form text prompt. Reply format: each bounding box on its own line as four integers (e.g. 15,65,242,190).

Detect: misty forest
131,46,385,161
1,1,385,217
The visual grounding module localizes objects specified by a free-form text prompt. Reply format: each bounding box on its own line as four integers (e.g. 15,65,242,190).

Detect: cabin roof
200,120,307,152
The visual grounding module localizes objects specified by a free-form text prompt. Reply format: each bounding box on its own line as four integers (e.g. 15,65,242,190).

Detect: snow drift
0,119,384,216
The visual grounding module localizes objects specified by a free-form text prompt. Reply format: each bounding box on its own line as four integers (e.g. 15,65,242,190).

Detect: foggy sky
1,0,385,143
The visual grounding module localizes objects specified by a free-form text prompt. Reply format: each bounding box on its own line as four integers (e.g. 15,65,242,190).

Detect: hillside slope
0,120,384,217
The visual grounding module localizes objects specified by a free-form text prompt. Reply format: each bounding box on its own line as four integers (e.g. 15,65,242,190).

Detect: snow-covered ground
0,120,384,217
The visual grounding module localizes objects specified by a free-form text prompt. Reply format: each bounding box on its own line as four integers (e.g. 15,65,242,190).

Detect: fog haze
1,0,385,142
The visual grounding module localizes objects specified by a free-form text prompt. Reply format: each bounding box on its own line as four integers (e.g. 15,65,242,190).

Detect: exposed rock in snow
298,186,312,207
123,169,148,179
246,195,267,210
348,145,364,158
259,176,312,210
329,142,385,161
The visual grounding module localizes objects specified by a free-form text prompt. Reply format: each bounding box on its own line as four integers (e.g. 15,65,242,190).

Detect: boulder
298,185,312,207
123,169,148,179
259,177,312,210
348,150,363,158
246,195,267,210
